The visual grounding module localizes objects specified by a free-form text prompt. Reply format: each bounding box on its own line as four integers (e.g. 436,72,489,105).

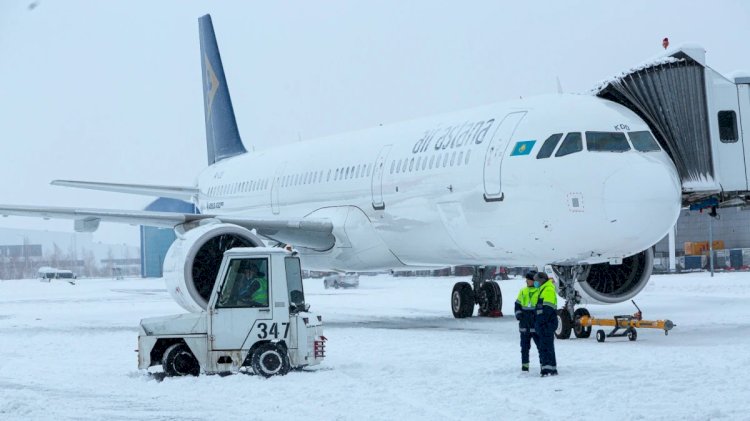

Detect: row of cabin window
389,149,472,175
281,163,373,188
208,179,269,197
536,131,662,159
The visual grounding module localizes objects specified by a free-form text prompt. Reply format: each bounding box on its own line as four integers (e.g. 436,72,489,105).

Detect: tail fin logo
203,53,220,120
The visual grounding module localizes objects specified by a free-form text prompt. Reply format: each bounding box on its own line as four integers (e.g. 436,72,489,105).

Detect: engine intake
163,223,263,312
558,249,654,304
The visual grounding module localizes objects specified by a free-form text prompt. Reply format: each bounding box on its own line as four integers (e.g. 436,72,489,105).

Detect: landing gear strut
450,266,502,319
551,265,590,339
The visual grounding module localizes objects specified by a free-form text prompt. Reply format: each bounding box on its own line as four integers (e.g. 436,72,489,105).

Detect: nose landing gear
450,266,502,319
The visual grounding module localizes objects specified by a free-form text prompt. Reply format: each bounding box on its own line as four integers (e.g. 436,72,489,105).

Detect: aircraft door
482,112,527,201
210,257,273,350
271,163,286,215
371,145,393,210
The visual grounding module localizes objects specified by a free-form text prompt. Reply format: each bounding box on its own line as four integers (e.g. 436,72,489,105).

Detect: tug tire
162,343,200,377
251,343,291,377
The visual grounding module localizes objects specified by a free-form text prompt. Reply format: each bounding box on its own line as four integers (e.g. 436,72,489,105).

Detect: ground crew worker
237,263,269,307
533,272,558,376
515,272,539,372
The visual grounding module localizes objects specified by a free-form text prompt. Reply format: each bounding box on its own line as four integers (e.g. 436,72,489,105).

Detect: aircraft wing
51,180,200,201
0,204,335,251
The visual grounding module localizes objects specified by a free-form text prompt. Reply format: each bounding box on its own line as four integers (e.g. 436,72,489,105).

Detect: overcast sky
1,0,749,246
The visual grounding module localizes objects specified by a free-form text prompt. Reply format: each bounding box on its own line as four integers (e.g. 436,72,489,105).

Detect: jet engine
163,222,263,312
555,248,654,304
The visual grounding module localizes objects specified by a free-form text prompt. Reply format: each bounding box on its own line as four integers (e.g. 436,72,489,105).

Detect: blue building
140,198,197,278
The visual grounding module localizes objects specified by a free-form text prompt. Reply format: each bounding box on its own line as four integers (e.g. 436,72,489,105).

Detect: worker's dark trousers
520,331,539,365
537,332,557,371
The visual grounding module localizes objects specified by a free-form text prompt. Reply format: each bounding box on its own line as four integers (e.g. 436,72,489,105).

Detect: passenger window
457,151,464,166
429,155,435,169
450,151,456,166
442,153,449,167
401,159,408,173
390,161,395,174
396,160,401,173
416,156,422,171
465,149,471,165
536,133,563,159
409,158,414,172
629,131,661,152
719,110,738,143
334,169,339,180
327,170,331,182
555,133,583,157
586,132,630,152
366,164,372,177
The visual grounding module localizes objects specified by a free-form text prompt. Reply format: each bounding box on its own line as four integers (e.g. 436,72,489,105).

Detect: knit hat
533,272,548,283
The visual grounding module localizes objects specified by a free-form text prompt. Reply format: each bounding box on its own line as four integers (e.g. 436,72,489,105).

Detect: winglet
199,14,247,165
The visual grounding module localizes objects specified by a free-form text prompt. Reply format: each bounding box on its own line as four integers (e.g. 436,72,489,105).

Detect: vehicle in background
324,272,360,289
38,267,77,283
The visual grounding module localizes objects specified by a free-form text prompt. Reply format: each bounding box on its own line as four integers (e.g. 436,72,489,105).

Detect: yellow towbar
573,301,676,342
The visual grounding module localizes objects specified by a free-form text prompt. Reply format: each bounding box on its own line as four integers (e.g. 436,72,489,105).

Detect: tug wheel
162,343,200,377
555,309,572,339
628,329,638,341
252,343,290,377
451,282,474,318
573,308,592,339
596,329,606,342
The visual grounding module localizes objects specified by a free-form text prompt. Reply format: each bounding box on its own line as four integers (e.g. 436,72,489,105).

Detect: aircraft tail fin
199,14,247,165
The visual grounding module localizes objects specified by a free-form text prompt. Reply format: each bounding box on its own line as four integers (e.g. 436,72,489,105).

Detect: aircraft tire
478,281,502,316
573,308,592,338
162,343,200,377
451,282,474,318
555,309,572,339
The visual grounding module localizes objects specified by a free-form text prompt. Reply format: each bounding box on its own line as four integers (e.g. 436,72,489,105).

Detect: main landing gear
551,265,592,340
451,266,502,318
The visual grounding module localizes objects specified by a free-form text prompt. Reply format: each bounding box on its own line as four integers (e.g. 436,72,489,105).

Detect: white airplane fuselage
196,94,681,271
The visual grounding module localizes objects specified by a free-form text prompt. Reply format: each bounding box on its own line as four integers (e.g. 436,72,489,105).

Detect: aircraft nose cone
603,162,681,247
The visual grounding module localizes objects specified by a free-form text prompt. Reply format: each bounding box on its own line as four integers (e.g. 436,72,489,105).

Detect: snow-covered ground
0,272,748,420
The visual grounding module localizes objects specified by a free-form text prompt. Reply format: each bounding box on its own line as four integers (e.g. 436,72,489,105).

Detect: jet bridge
594,45,750,206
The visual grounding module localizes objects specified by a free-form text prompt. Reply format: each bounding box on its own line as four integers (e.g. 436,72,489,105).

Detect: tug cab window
718,110,738,143
628,131,661,152
555,132,583,157
536,133,563,159
586,132,630,152
217,258,270,308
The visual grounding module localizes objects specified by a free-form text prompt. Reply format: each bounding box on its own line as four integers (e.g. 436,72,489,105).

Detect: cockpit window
536,133,563,159
586,132,630,152
628,131,661,152
555,132,583,157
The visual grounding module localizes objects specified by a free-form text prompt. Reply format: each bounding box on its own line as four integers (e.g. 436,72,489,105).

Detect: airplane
0,15,681,336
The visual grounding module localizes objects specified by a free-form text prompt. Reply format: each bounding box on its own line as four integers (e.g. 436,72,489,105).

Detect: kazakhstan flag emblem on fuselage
510,140,536,156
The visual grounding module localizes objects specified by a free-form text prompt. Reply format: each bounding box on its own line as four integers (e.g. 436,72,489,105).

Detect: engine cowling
163,222,263,312
556,249,654,304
